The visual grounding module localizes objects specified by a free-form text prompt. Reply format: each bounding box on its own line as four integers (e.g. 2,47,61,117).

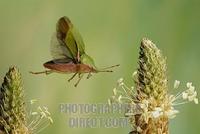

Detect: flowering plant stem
0,66,53,134
133,38,169,134
109,38,198,134
0,66,28,134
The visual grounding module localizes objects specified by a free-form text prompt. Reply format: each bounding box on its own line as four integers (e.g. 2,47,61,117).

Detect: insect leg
86,72,92,79
68,72,78,82
29,70,52,75
78,73,81,78
77,51,80,62
74,73,84,87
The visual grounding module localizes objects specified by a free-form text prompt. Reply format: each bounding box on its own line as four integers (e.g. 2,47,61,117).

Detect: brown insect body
43,61,97,74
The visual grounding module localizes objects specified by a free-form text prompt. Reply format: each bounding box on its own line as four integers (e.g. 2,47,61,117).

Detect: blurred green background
0,0,200,134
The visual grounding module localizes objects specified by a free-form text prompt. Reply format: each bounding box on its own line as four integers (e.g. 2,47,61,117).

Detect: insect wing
65,28,79,60
64,22,86,60
50,33,74,63
69,26,85,55
80,53,96,69
56,16,72,41
56,16,85,62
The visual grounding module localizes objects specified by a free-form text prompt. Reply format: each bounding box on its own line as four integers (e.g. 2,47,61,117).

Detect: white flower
187,82,192,88
169,95,176,102
139,103,147,110
44,108,51,115
179,82,198,104
40,111,47,118
166,108,179,119
108,99,111,105
111,95,115,100
188,93,197,102
117,78,124,86
132,71,137,80
117,78,123,84
182,92,188,99
28,101,53,133
151,107,163,118
31,112,38,115
142,99,149,105
118,95,122,103
194,98,199,104
152,110,162,118
139,100,149,112
188,86,195,92
30,99,38,105
174,80,180,89
48,117,53,124
38,106,42,112
113,88,117,96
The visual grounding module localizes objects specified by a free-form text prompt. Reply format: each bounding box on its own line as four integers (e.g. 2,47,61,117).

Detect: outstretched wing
67,26,85,56
50,33,74,62
56,16,86,61
51,16,86,63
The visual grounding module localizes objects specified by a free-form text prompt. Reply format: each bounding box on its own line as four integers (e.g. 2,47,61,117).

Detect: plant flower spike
0,66,53,134
109,38,198,134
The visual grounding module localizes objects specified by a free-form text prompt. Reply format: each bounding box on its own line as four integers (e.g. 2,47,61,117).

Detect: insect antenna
98,70,113,72
97,64,120,73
